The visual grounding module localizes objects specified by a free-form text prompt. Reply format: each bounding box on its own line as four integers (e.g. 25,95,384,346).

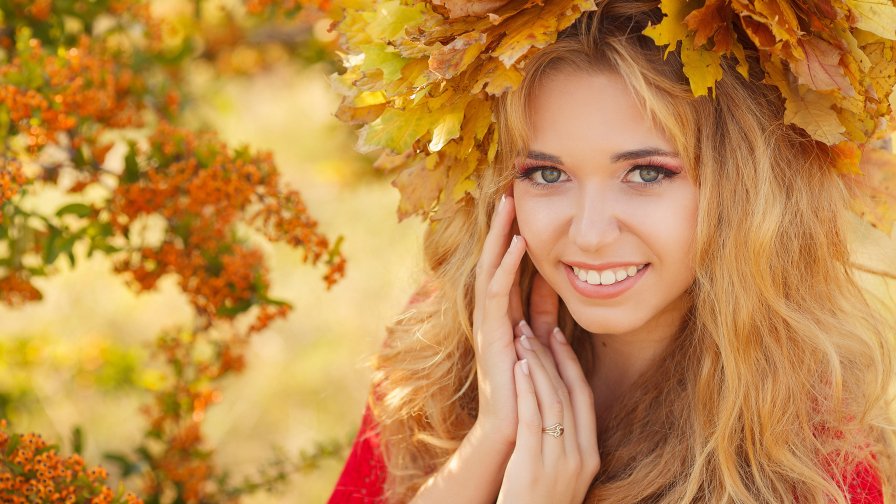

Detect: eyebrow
526,148,680,164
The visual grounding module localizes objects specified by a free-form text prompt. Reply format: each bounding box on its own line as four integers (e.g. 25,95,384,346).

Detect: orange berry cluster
110,121,345,328
138,330,252,502
0,32,144,156
0,271,43,306
0,1,349,501
0,161,28,208
0,420,142,504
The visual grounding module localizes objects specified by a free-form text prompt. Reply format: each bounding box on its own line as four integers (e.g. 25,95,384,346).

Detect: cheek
648,193,698,272
514,196,566,253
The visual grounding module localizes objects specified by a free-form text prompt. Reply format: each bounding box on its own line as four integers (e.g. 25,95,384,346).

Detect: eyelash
515,161,680,191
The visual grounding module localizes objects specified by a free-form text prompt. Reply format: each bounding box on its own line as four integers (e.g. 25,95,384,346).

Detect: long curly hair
366,1,896,502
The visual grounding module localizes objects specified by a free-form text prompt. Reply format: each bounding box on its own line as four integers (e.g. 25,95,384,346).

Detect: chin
562,301,651,335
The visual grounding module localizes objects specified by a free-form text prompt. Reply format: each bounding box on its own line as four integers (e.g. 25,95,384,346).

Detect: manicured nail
518,320,534,338
510,234,519,247
520,334,533,350
520,359,530,375
553,327,566,344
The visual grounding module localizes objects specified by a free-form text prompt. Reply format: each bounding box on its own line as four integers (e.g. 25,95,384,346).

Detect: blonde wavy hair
367,1,896,502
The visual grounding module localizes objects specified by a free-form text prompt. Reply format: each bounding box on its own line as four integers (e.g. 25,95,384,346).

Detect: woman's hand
472,193,528,448
497,323,600,504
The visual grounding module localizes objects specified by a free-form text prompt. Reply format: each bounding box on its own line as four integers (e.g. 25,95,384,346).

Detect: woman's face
512,70,698,336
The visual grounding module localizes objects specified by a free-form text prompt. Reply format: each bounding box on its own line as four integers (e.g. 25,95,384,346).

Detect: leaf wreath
331,0,896,232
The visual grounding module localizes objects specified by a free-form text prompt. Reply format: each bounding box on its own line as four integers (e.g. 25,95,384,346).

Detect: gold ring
542,423,564,438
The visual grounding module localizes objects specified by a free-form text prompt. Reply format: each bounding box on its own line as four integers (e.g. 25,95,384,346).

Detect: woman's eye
627,166,665,184
516,166,568,187
535,167,564,184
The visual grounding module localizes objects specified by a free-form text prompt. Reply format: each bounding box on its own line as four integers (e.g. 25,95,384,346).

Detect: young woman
329,1,896,502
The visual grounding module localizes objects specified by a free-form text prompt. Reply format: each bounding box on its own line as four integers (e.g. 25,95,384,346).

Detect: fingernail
518,320,534,338
510,234,519,247
520,359,529,375
553,327,566,344
520,334,533,350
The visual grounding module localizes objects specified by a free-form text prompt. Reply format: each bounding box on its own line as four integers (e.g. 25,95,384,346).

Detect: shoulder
841,457,884,504
327,402,387,504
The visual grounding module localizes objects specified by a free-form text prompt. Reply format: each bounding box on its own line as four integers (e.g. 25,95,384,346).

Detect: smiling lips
570,263,647,286
564,262,649,300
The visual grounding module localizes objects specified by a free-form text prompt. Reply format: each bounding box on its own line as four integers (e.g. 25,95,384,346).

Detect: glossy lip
564,263,650,300
565,260,648,271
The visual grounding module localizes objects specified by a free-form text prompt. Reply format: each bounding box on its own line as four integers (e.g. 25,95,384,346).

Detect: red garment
328,404,387,503
327,404,885,504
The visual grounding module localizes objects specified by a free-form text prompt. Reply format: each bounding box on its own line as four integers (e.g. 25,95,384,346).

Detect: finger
481,234,527,332
515,320,560,386
549,327,599,468
508,266,524,327
474,195,516,303
513,359,542,457
514,338,567,459
528,271,559,347
516,328,575,456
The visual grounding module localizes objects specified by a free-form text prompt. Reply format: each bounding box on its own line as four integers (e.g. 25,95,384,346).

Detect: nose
568,186,621,252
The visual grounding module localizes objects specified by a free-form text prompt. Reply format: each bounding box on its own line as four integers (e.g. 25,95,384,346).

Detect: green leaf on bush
56,203,92,218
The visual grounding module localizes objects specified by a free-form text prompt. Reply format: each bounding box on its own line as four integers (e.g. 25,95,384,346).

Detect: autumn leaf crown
331,0,896,231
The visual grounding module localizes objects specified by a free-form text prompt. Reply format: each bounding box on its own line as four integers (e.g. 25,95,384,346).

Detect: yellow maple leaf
846,0,896,40
428,97,469,151
680,34,724,97
358,106,434,153
643,0,695,58
335,102,388,124
737,0,801,44
459,99,494,154
786,87,848,144
493,6,561,67
359,43,409,82
470,57,523,95
364,0,426,41
862,38,896,106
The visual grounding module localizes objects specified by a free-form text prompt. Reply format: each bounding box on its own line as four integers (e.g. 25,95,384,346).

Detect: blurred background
0,0,426,501
0,1,894,503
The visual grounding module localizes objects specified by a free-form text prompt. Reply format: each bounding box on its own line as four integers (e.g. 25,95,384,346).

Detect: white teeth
571,264,647,286
600,270,615,285
586,269,600,284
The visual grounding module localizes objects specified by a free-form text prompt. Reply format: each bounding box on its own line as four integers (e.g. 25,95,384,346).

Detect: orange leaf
429,31,487,79
684,0,729,47
392,155,446,221
792,37,856,96
429,0,513,19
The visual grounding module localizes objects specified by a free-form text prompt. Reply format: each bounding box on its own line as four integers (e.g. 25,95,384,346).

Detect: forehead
527,70,676,158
